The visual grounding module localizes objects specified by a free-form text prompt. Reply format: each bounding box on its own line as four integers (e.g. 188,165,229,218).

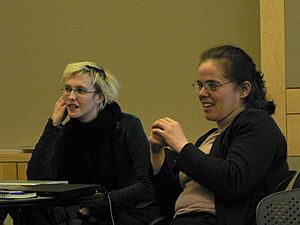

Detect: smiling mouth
202,102,214,109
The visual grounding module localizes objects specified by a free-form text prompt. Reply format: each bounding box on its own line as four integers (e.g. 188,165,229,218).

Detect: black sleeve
108,116,156,210
176,110,287,200
27,120,65,180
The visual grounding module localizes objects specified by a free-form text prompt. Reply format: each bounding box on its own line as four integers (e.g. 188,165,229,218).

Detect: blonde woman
25,62,159,225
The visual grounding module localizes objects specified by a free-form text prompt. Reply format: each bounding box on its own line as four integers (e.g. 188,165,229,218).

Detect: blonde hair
62,61,120,111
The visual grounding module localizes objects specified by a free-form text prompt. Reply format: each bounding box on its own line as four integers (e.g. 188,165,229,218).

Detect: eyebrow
64,84,89,89
198,79,220,83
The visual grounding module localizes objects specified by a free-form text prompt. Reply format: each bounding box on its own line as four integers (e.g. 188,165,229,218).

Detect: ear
94,93,104,104
240,81,251,99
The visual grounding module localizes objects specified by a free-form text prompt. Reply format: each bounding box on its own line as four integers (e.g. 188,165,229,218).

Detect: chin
204,114,217,121
68,113,80,119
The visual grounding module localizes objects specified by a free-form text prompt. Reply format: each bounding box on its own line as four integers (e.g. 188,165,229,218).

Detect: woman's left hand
151,117,189,153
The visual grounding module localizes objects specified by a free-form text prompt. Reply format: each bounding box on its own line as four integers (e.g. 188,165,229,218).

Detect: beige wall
0,0,260,149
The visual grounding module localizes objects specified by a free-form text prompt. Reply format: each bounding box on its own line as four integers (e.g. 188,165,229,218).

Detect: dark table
0,184,105,225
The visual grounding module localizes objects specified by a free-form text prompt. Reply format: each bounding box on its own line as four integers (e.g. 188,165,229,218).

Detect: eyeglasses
192,80,232,92
60,86,98,96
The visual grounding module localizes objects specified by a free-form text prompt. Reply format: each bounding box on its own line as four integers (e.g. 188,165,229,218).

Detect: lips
202,102,214,109
68,104,79,109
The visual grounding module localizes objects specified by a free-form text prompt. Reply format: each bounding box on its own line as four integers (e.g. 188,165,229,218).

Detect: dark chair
292,171,300,189
272,170,297,192
256,188,300,225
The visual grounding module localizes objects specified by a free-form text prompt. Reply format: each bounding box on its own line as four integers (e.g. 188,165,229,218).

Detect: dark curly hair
199,45,275,115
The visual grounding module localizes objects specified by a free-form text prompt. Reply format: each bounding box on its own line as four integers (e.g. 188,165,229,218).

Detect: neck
79,106,101,123
217,105,245,131
79,111,100,123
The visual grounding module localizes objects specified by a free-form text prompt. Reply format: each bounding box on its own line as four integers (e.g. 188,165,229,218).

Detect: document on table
0,190,37,199
0,180,68,186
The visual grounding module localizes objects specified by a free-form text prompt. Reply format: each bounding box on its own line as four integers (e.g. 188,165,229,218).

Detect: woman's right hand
51,96,67,126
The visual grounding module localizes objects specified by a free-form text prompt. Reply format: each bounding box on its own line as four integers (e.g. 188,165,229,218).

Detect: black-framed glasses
60,86,98,96
192,80,232,92
83,65,106,79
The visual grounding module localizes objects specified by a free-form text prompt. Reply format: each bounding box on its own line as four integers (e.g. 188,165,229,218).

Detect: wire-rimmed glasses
192,80,232,92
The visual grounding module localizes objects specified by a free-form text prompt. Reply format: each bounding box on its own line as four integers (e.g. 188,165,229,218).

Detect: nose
198,86,209,97
68,89,77,99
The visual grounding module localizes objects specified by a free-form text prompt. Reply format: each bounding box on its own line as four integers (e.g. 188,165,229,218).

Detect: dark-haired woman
149,45,289,225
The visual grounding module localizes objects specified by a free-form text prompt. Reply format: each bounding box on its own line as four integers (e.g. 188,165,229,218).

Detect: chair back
272,170,296,192
292,172,300,189
256,188,300,225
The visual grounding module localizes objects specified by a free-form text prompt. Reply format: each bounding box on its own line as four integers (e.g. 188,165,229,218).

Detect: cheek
221,93,242,110
78,98,94,109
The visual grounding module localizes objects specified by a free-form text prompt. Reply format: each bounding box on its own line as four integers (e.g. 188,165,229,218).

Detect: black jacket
27,112,157,219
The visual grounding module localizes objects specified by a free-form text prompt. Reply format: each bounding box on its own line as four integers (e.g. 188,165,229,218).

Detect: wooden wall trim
287,115,300,156
286,88,300,156
260,0,286,135
0,151,32,162
287,89,300,113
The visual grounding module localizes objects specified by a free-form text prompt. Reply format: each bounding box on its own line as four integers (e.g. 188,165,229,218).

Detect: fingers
150,117,177,145
52,96,67,125
55,96,65,107
55,96,67,110
151,117,175,130
150,117,188,152
149,131,164,146
78,207,90,216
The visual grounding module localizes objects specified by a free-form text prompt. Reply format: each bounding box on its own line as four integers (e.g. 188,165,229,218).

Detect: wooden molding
260,0,286,134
